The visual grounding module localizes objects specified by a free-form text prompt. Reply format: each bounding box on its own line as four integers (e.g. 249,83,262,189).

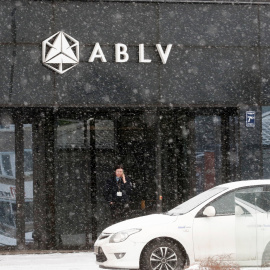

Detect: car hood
103,214,178,234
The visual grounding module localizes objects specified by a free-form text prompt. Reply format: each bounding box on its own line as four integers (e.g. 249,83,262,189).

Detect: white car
94,180,270,270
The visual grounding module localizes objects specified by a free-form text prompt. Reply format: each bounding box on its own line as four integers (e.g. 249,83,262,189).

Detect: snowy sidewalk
0,252,267,270
0,252,100,270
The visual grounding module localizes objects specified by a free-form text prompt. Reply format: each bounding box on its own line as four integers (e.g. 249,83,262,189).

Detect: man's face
115,169,124,178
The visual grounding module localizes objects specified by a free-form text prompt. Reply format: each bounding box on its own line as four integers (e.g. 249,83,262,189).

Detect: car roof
217,179,270,189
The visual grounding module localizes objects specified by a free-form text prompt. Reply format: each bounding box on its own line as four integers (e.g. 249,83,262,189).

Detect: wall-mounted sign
42,31,172,74
246,111,255,127
42,31,79,74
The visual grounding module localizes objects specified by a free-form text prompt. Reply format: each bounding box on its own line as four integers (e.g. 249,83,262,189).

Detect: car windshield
166,187,228,216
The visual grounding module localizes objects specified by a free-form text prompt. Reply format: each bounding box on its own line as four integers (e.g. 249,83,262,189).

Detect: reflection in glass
195,116,221,194
2,155,14,177
262,107,270,178
0,122,16,246
24,124,33,245
56,119,85,149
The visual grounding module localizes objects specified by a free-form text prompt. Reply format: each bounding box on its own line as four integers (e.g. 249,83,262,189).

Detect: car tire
140,239,185,270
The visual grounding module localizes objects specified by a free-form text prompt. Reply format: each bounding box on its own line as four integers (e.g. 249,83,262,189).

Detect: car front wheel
140,239,185,270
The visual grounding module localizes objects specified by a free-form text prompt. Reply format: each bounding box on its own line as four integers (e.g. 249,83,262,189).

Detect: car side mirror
235,205,244,216
203,206,216,217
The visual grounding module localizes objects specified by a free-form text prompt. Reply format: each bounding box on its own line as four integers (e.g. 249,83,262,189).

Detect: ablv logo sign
42,31,172,74
42,31,79,74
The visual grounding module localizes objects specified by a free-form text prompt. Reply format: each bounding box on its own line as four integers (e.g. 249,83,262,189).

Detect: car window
197,186,264,217
236,189,270,213
209,190,235,215
256,192,270,212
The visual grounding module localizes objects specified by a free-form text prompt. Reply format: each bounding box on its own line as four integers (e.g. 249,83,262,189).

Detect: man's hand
110,202,114,205
123,174,126,184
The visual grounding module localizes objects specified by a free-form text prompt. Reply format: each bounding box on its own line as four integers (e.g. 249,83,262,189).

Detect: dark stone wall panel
54,2,159,45
55,62,159,106
15,2,53,43
12,46,55,106
0,3,14,43
0,1,265,107
259,6,270,46
160,4,259,46
160,47,260,105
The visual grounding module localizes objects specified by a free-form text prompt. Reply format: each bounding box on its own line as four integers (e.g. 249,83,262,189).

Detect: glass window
0,153,15,178
209,190,236,215
24,150,33,174
55,117,116,247
0,161,3,175
56,119,85,149
263,107,270,178
0,115,16,246
24,124,33,245
2,154,13,177
11,202,16,213
195,116,221,194
208,186,263,216
255,192,270,212
25,202,33,223
55,119,87,248
95,120,114,149
236,190,270,213
0,201,15,226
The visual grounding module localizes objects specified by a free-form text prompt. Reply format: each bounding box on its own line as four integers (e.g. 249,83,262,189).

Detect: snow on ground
0,252,101,270
0,252,268,270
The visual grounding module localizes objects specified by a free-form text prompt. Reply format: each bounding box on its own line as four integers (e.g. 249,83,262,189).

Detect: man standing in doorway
104,165,132,224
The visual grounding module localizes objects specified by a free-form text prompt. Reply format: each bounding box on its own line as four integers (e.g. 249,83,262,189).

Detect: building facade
0,0,269,250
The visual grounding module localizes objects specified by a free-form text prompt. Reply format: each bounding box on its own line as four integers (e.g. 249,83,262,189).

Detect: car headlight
109,228,141,243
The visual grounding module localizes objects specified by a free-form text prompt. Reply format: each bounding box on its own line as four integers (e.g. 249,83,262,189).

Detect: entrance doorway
53,110,157,248
0,107,240,250
54,116,116,248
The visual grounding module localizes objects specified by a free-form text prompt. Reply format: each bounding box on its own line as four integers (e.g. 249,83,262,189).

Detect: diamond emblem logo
42,31,79,74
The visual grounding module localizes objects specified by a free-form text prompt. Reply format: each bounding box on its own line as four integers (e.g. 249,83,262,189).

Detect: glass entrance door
195,115,222,193
160,108,239,212
55,119,90,248
54,111,153,248
54,116,117,248
194,109,239,195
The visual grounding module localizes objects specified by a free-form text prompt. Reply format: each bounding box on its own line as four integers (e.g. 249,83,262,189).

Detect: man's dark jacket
103,175,132,204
